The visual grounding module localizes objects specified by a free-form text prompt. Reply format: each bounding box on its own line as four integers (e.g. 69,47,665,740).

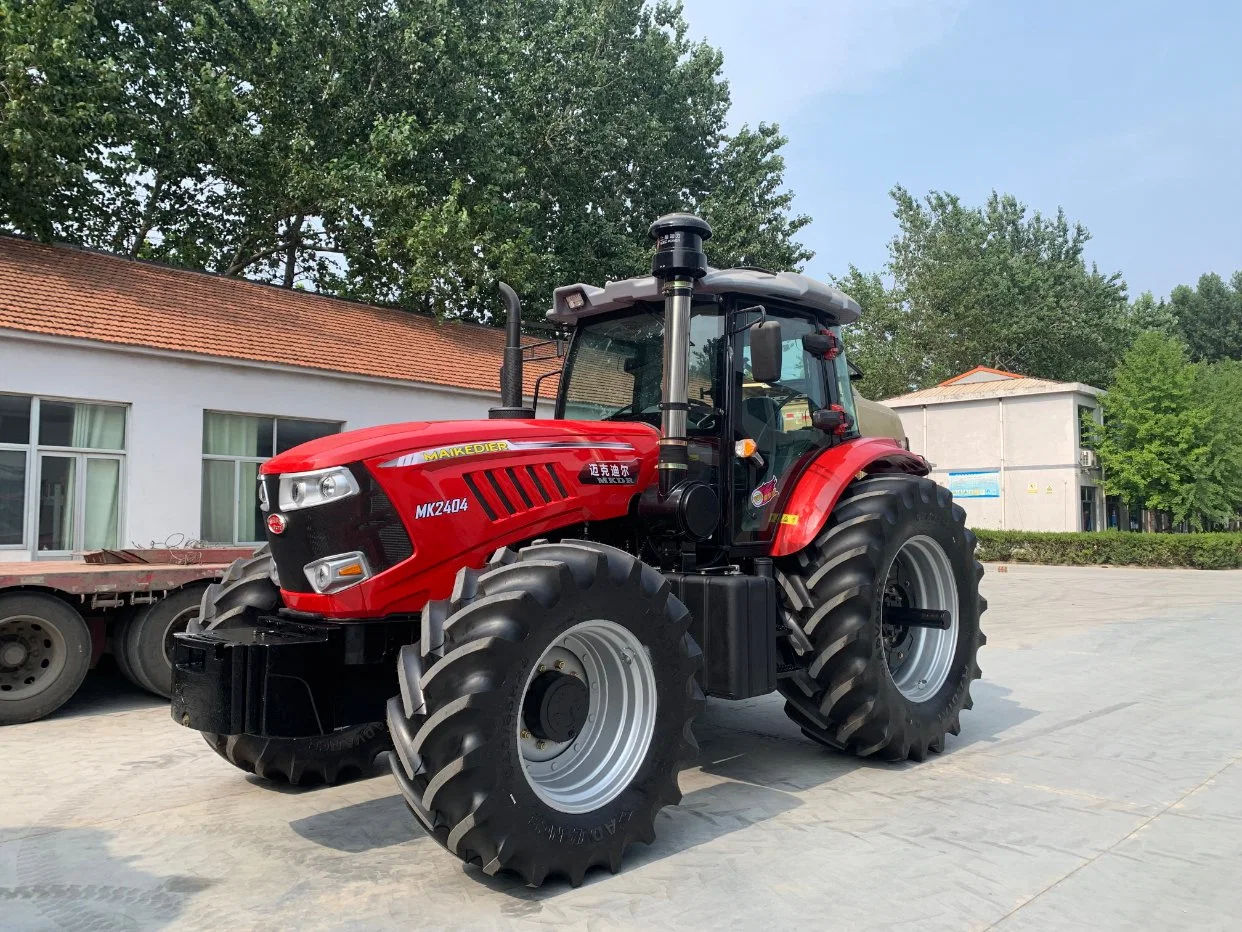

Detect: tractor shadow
287,681,1037,900
475,682,1037,901
289,793,426,853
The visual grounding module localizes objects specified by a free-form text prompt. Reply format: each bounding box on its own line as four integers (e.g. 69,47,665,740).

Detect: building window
201,413,340,543
0,393,127,553
1080,485,1097,532
1077,404,1097,451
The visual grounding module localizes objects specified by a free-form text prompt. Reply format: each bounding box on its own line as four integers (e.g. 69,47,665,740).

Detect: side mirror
750,321,783,383
848,360,864,382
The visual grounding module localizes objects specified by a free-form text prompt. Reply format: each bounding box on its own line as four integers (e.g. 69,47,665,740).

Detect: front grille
464,463,568,519
265,464,413,593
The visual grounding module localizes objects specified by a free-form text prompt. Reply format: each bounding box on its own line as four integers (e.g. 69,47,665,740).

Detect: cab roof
548,267,861,326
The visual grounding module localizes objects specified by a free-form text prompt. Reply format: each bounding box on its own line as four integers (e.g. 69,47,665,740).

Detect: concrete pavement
2,563,1241,930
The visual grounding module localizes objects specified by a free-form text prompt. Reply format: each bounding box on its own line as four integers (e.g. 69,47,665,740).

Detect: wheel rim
0,616,68,701
518,619,657,814
882,535,959,703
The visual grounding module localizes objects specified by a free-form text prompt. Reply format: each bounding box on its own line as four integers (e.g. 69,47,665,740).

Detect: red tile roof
938,365,1026,385
0,235,559,396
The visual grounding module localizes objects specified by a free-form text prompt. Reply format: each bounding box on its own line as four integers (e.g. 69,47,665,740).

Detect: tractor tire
115,585,208,698
388,541,702,887
777,475,986,762
0,593,92,725
190,547,391,787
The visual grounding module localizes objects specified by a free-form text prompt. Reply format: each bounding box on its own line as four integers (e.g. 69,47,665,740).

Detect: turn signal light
735,438,757,459
304,552,372,594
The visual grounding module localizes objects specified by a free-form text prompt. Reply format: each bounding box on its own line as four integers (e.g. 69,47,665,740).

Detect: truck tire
0,593,92,725
777,475,985,761
388,541,702,887
190,548,391,786
115,585,208,697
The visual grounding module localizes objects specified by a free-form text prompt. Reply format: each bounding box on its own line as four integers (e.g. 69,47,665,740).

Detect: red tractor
172,214,985,886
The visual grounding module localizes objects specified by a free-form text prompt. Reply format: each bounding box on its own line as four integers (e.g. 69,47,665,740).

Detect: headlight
278,466,360,511
303,551,372,594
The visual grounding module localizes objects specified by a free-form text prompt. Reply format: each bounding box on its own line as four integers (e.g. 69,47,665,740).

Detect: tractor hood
259,418,662,618
262,418,659,476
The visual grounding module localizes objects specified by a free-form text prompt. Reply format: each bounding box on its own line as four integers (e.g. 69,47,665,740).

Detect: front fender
769,438,929,557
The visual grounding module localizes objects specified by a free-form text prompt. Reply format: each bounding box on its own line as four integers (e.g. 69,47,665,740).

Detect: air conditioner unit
1079,450,1097,468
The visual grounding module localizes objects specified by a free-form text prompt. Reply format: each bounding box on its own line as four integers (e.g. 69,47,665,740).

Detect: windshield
559,303,725,428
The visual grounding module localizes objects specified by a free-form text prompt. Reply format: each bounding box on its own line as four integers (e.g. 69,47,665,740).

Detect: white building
0,237,553,562
883,367,1105,532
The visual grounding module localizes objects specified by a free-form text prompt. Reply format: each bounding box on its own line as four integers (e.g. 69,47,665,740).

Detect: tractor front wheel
388,541,702,887
777,475,986,761
190,547,391,786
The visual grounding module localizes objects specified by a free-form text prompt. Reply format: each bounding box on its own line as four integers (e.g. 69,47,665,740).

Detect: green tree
0,0,812,322
0,0,122,237
835,266,924,400
1192,358,1242,524
700,123,813,271
884,187,1135,389
1170,271,1242,362
1096,331,1239,529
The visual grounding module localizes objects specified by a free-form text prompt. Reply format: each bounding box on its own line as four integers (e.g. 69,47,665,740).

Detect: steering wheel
685,398,720,431
606,398,720,431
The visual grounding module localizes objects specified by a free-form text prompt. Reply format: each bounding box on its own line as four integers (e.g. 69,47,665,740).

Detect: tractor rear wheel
387,541,702,887
191,547,391,786
777,475,986,761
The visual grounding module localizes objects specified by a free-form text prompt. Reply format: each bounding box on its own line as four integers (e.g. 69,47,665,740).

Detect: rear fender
770,438,929,557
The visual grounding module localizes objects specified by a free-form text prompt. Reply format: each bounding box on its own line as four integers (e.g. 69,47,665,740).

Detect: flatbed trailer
1,548,252,725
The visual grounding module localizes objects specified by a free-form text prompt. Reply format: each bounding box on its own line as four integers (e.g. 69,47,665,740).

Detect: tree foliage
1169,271,1242,363
0,0,811,321
1095,331,1242,529
841,186,1141,398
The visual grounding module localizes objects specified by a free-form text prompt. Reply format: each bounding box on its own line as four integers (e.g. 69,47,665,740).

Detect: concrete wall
892,390,1103,532
1,333,505,561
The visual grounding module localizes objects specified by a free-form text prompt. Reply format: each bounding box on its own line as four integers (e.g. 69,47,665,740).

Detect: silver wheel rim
518,619,657,814
0,615,68,701
882,535,959,703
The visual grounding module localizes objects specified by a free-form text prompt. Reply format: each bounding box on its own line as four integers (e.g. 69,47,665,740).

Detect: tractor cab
548,269,863,551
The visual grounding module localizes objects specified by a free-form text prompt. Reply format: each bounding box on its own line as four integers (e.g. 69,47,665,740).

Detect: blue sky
678,0,1242,299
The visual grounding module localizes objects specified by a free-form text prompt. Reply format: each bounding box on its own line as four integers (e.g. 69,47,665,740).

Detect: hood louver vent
464,464,568,520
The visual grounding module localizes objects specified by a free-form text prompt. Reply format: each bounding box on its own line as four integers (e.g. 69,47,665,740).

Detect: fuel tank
260,419,659,618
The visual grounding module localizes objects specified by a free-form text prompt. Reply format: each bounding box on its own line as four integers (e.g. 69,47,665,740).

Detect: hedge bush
972,529,1242,570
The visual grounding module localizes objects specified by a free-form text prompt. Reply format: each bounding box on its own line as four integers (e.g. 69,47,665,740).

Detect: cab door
729,305,835,546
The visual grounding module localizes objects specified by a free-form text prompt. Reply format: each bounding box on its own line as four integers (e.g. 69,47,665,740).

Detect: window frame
0,393,129,554
200,411,343,545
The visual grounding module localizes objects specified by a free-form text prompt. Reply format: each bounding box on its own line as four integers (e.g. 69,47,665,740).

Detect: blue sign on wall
947,470,1001,499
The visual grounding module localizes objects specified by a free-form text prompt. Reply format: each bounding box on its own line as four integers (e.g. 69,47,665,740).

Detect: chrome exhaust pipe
648,213,711,497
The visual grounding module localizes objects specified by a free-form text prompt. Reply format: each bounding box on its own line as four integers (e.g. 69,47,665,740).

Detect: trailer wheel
190,548,391,786
0,593,91,725
777,475,986,761
388,541,702,887
116,586,208,698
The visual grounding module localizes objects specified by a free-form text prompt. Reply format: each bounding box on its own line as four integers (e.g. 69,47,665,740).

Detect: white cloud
676,0,968,126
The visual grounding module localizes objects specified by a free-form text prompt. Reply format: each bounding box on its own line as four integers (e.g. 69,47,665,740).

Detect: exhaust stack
648,213,712,496
489,282,535,420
